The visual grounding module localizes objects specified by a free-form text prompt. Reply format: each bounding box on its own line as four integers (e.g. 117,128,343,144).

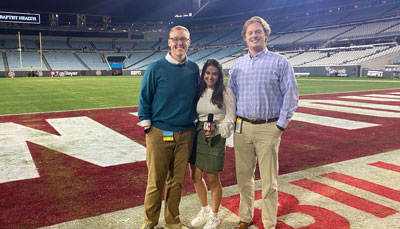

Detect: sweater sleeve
138,64,156,121
215,87,236,138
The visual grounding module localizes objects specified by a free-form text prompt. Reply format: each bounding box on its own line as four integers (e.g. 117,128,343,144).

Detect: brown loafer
235,221,253,229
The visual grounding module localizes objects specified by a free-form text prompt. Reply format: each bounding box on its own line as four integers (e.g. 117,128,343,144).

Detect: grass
0,76,142,115
0,76,399,116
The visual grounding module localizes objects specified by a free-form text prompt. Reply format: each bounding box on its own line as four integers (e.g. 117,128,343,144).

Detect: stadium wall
293,65,360,77
0,69,146,78
0,67,396,78
361,69,396,78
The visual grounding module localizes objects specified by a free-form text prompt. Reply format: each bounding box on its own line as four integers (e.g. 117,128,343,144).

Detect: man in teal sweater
138,25,199,229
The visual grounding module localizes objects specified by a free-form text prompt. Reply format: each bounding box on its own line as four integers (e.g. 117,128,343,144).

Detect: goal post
17,31,43,70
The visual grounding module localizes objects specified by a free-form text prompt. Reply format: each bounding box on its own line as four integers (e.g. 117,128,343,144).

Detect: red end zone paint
0,89,399,228
321,172,400,202
368,161,400,173
290,179,398,218
221,191,351,229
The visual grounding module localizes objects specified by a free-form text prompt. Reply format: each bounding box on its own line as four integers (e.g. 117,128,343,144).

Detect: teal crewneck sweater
138,57,199,131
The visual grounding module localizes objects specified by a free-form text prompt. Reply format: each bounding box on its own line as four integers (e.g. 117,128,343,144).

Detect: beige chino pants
234,121,282,229
143,126,194,227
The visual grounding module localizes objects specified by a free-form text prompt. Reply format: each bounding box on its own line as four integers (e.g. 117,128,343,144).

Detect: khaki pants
143,126,194,227
234,121,282,228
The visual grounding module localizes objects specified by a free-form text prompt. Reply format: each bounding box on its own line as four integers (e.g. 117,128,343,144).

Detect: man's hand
144,126,151,134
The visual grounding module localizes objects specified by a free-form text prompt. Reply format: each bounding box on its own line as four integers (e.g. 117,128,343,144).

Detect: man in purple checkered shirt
228,16,298,229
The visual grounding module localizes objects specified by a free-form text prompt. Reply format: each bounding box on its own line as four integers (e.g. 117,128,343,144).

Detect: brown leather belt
239,116,279,124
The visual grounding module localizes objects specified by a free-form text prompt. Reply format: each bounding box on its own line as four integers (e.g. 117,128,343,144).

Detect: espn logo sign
130,70,143,76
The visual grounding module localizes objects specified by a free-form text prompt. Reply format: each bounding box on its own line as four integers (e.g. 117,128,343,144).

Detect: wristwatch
277,125,285,131
144,127,151,134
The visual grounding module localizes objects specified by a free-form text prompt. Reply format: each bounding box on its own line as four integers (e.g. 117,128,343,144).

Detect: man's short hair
169,25,190,39
241,16,271,39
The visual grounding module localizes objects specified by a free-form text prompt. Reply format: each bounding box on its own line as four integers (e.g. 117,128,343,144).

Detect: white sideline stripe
339,96,400,102
299,100,400,118
363,94,400,99
390,92,400,95
308,99,400,111
40,149,400,229
292,112,379,130
130,112,235,147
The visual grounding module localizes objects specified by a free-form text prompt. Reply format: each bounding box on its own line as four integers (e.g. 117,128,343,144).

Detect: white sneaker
203,215,220,229
191,210,211,227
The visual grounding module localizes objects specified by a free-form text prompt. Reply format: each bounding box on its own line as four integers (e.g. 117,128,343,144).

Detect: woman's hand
204,130,215,140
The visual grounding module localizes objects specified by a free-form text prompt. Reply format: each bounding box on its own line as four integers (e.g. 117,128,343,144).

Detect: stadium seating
296,26,354,44
93,41,113,50
44,52,85,70
336,20,400,40
0,54,4,71
133,41,158,50
196,46,244,65
115,41,135,50
6,52,48,71
128,52,167,69
208,29,242,46
2,0,400,74
42,40,70,50
68,40,93,50
4,39,37,50
76,53,110,70
124,52,153,69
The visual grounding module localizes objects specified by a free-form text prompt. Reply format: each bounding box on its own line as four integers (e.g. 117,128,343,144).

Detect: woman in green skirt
189,59,236,229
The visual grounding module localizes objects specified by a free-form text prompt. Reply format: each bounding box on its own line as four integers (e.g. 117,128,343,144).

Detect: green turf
0,76,142,115
0,76,399,115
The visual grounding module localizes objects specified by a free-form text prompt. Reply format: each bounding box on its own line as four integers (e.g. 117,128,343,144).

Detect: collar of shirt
247,47,269,60
166,52,187,65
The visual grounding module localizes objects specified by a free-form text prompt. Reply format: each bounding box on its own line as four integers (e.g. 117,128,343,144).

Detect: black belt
239,116,279,124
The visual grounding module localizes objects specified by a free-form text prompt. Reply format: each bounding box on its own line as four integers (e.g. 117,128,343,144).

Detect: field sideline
0,76,399,115
0,76,399,228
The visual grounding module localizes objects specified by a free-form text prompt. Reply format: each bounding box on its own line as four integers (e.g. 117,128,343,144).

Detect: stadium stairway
377,21,400,35
2,52,9,72
42,55,51,71
66,40,74,50
73,53,90,70
360,46,400,70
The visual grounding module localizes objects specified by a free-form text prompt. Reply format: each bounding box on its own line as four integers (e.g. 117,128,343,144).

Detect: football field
0,76,399,229
0,76,400,115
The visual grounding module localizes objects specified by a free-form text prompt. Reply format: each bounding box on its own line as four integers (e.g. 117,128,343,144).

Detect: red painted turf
0,89,399,228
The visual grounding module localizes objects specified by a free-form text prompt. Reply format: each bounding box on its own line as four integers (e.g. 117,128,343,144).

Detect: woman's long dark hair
198,59,225,109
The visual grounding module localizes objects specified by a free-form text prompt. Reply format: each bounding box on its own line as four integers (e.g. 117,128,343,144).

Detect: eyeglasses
169,37,189,43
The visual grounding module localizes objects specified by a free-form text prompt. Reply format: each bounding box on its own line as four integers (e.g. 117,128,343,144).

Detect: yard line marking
290,179,398,218
299,100,400,118
310,100,400,111
292,112,379,129
321,172,400,202
368,161,400,173
340,96,400,102
363,94,400,99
